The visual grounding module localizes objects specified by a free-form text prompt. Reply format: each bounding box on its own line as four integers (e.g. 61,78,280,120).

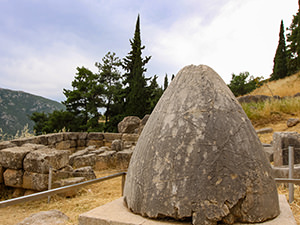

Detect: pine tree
271,20,288,80
62,67,104,131
164,74,169,91
122,15,151,118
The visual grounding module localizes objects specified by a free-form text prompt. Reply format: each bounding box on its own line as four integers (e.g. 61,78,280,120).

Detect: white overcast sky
0,0,298,102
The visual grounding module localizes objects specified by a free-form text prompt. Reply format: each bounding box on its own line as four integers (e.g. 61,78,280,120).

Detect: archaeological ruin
123,65,280,225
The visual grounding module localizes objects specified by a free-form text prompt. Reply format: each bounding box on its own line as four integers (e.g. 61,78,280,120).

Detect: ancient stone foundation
0,132,138,196
124,65,280,225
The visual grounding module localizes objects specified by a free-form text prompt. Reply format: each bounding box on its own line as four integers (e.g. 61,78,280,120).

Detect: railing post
121,173,126,196
48,166,53,204
288,146,294,203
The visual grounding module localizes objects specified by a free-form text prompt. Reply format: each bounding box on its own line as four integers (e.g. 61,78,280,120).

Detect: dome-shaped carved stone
123,65,280,225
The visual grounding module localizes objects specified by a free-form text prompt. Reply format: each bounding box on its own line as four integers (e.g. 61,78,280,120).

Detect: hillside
0,88,65,138
250,72,300,97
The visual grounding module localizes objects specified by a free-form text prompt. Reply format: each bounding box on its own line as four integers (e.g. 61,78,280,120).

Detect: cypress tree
164,74,169,91
286,1,300,74
122,15,151,118
271,20,288,80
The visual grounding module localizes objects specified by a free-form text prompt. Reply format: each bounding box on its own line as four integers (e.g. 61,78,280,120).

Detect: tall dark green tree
95,52,122,125
146,75,163,113
286,1,300,74
122,15,151,118
164,74,169,91
271,20,288,80
62,66,104,131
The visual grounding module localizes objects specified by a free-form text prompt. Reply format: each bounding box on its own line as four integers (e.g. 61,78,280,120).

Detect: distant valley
0,88,65,138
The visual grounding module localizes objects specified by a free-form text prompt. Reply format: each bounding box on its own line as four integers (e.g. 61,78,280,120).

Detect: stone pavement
78,195,297,225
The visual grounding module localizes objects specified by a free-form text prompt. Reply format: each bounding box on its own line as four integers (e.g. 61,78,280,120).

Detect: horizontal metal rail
0,172,126,208
275,178,300,184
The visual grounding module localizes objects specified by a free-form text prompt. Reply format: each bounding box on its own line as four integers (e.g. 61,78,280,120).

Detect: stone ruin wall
0,132,138,197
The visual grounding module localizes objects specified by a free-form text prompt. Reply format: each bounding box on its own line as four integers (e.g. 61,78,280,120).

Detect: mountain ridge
0,87,65,137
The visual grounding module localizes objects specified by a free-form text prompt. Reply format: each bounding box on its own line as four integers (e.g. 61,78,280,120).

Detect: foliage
30,110,80,134
286,1,300,75
227,72,263,97
63,66,105,131
122,15,151,118
146,75,163,113
271,20,288,80
164,74,169,91
95,52,123,131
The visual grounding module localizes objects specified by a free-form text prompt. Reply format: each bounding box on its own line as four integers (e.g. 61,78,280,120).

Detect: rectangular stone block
0,141,16,150
273,132,300,166
11,137,36,146
0,147,33,169
87,132,104,140
122,134,139,142
63,132,78,140
34,135,48,145
23,171,48,191
103,133,122,142
78,132,88,140
73,154,97,168
3,169,23,188
56,140,77,150
23,148,70,174
77,139,86,148
47,133,64,146
87,140,104,148
95,151,116,170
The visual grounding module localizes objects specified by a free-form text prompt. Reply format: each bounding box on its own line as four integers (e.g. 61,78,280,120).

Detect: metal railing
0,171,126,208
274,146,300,203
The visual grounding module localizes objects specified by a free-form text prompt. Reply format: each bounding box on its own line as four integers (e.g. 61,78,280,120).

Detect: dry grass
251,73,300,97
0,170,123,225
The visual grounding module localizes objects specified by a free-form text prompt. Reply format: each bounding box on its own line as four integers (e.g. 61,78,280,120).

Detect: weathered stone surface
46,133,64,146
56,140,77,150
256,127,274,134
273,132,300,166
103,133,122,142
11,137,36,146
124,65,279,225
272,164,300,179
0,147,34,169
3,169,23,188
118,116,141,133
52,165,74,182
72,153,97,168
73,166,96,180
111,139,123,152
12,188,25,198
0,141,15,150
95,151,116,170
53,177,86,197
138,114,150,134
87,132,104,140
287,118,300,127
86,139,104,148
23,171,48,191
115,149,133,169
69,149,89,166
16,210,69,225
23,148,70,174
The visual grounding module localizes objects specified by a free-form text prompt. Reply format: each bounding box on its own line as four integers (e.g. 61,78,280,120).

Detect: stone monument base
78,195,296,225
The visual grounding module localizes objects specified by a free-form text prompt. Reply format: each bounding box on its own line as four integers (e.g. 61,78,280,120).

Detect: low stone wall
0,132,138,197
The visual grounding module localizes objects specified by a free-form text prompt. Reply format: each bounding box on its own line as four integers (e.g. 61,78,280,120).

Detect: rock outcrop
124,65,279,225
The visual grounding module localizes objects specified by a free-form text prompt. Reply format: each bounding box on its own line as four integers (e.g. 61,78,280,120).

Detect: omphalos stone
123,65,280,225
